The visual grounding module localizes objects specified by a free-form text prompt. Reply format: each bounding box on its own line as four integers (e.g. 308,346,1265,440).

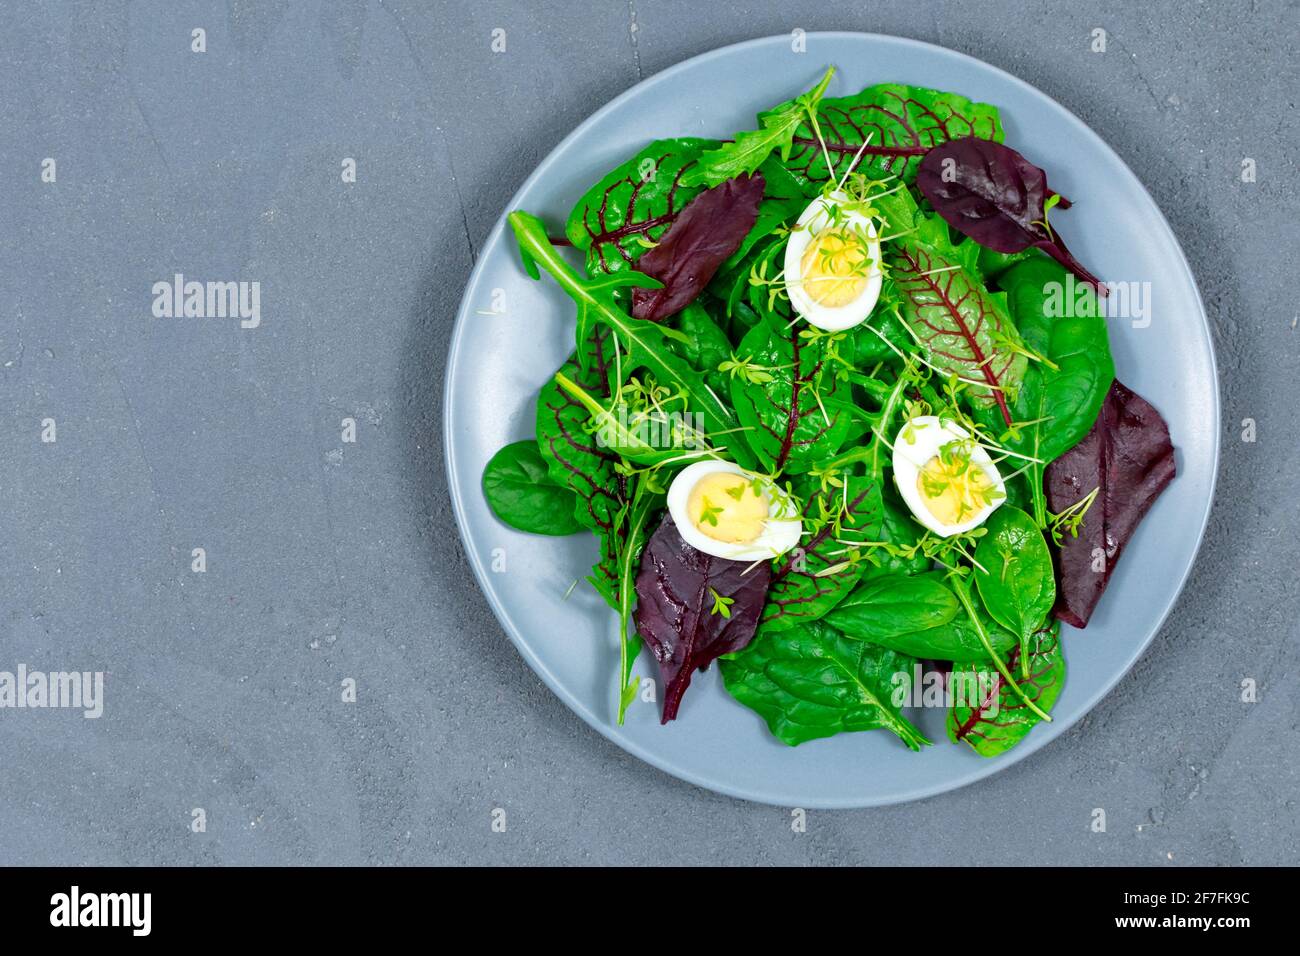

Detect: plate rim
443,31,1221,808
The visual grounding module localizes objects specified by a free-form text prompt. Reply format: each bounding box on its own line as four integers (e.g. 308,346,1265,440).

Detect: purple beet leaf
917,137,1106,296
633,514,772,722
631,173,765,322
1046,380,1176,628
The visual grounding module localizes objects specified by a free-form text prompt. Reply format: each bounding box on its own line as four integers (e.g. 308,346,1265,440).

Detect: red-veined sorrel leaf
887,237,1027,425
946,624,1064,757
630,173,765,322
762,472,884,632
535,326,628,607
564,138,713,276
784,84,1003,189
633,514,771,722
917,137,1105,295
729,310,854,474
1045,379,1176,628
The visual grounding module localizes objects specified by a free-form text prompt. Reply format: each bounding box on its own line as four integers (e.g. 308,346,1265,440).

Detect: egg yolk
916,454,998,526
687,473,769,544
800,228,870,307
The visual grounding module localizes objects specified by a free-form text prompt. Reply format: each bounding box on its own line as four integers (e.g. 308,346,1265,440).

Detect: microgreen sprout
1047,485,1099,546
708,588,735,619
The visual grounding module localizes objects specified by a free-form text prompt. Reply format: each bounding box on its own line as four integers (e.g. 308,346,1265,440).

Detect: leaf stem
616,480,655,724
1029,463,1048,528
952,577,1052,723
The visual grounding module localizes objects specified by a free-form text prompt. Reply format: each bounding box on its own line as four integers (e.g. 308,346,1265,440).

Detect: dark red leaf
633,514,771,722
917,137,1106,296
631,174,765,322
1046,380,1177,628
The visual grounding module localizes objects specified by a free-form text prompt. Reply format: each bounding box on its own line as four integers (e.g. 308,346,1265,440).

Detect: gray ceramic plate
444,33,1218,807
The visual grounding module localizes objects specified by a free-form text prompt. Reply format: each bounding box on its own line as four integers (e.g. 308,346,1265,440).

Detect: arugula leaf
783,83,1003,190
534,327,630,607
720,619,930,750
511,211,755,469
728,310,854,474
972,505,1056,674
565,138,713,275
633,514,772,722
481,440,584,536
615,479,662,724
947,624,1064,757
885,215,1029,426
552,371,711,467
683,67,836,187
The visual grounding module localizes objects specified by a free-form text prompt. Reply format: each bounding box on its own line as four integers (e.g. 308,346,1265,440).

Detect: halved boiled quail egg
892,416,1006,537
783,189,883,332
666,460,803,561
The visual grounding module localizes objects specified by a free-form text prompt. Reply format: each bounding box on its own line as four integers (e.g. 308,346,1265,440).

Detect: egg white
783,190,883,332
666,460,803,562
891,416,1006,537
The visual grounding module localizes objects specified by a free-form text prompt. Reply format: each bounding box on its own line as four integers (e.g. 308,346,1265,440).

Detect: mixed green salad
481,68,1176,757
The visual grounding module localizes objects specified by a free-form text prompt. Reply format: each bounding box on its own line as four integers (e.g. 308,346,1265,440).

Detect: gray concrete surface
0,0,1296,866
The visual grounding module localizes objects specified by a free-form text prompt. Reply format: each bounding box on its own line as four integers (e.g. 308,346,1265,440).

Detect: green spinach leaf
720,619,930,750
481,440,584,536
826,571,959,638
973,505,1055,673
865,611,1018,662
673,302,732,394
984,258,1115,523
729,311,854,474
827,570,1018,661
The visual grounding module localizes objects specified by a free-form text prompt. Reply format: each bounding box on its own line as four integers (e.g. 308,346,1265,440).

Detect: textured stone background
1,0,1296,865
